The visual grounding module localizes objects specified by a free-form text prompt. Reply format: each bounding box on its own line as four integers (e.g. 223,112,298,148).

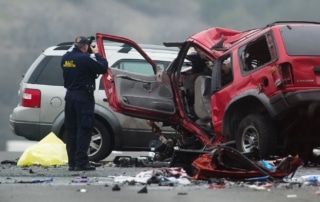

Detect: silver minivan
10,40,178,161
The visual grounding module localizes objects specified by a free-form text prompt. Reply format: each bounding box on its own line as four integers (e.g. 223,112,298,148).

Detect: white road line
6,140,37,152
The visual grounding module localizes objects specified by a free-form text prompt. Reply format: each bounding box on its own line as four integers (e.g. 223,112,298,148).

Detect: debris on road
246,184,267,191
112,184,121,191
137,186,148,193
1,146,319,195
72,176,88,183
171,145,304,181
286,194,297,198
15,177,53,184
111,167,190,186
112,155,169,168
300,175,320,182
77,188,87,193
0,160,17,165
208,184,225,189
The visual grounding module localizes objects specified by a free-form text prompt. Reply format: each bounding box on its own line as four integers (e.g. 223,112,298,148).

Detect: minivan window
30,56,64,86
280,25,320,56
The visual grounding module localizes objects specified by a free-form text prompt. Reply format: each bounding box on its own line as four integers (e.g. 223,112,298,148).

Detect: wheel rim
88,127,102,157
241,125,259,152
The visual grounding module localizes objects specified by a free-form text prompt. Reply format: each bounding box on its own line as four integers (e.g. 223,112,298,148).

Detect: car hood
188,27,257,57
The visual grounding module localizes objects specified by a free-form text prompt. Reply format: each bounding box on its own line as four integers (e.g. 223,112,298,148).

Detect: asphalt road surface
1,151,320,202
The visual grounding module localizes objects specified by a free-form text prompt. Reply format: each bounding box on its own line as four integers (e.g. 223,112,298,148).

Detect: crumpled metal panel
190,145,303,180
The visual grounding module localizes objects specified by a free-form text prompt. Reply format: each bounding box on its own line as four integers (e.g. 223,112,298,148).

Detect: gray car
9,41,178,161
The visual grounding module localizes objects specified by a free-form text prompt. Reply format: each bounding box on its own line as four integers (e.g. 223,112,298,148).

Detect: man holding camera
61,36,108,171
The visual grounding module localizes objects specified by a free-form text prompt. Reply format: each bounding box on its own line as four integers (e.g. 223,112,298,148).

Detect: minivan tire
88,119,113,162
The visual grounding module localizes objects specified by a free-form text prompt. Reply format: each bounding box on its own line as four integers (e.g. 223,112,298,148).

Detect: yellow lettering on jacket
62,60,76,68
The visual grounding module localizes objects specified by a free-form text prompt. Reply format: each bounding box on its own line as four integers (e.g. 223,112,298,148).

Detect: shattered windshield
280,25,320,56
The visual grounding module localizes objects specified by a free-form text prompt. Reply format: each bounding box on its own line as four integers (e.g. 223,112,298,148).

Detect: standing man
61,36,108,171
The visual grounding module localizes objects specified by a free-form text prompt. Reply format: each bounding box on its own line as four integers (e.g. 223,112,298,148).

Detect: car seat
194,75,212,122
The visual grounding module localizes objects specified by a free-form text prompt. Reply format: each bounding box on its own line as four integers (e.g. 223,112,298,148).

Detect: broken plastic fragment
17,177,53,183
259,160,275,172
245,176,269,181
137,186,148,193
78,189,87,193
0,160,17,165
158,176,178,186
247,184,266,190
208,184,225,189
300,175,320,182
112,184,121,191
72,177,88,183
113,175,135,184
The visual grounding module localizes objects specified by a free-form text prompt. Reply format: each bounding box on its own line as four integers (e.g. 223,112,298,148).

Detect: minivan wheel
88,119,113,162
236,114,277,159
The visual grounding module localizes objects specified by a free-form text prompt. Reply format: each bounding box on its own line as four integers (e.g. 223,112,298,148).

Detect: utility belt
68,88,94,98
68,89,88,92
68,88,92,92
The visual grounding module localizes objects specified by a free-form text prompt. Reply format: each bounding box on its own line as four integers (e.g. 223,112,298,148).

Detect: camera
87,36,95,53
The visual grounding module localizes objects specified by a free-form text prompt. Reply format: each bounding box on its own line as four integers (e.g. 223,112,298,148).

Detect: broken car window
240,34,272,72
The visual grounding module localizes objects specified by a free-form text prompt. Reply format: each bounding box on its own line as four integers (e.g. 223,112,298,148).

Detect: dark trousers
64,98,94,167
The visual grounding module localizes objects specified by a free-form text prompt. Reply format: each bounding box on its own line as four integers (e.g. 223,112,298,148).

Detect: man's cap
74,36,90,48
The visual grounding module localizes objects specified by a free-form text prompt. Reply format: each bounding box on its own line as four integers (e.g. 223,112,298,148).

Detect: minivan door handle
143,83,151,91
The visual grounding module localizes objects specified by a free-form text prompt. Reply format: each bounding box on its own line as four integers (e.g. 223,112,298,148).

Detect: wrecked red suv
97,21,320,161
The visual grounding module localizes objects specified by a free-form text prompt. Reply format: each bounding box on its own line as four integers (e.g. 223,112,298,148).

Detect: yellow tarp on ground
17,132,68,166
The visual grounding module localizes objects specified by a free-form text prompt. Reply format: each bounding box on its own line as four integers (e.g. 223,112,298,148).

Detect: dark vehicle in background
98,22,320,162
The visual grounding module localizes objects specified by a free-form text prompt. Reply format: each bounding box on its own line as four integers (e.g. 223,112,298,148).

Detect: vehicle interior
177,46,215,136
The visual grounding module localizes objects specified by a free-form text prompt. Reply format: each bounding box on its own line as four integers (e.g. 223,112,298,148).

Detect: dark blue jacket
61,48,108,91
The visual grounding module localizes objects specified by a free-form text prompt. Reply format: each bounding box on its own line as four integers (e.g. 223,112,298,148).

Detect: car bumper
10,114,51,141
270,89,320,117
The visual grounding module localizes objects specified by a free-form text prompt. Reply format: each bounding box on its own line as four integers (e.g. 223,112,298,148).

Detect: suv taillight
278,62,293,85
271,63,293,89
22,88,41,108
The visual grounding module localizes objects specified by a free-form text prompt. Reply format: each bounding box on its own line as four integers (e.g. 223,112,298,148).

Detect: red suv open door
96,33,177,121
